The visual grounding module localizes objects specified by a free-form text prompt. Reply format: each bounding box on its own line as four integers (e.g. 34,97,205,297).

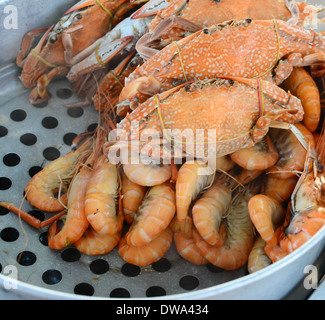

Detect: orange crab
17,0,144,104
118,19,325,108
132,0,321,60
114,76,304,162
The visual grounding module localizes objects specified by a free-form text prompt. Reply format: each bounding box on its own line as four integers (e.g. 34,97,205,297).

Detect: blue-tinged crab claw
67,35,134,82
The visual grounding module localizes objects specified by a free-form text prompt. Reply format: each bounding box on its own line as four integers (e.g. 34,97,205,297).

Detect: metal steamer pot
0,0,325,300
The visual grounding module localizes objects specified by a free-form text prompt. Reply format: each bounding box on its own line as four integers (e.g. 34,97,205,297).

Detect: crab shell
144,0,310,35
120,19,325,103
116,76,304,160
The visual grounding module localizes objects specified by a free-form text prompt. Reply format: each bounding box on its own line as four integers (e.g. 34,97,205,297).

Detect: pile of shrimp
2,68,325,272
2,66,325,273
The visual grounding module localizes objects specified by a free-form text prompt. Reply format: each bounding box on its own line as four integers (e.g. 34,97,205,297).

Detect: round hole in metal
1,227,19,242
28,210,45,222
0,126,8,137
56,88,73,99
17,251,37,266
32,101,48,108
146,286,166,297
110,288,131,298
63,132,77,146
29,166,43,178
0,206,9,216
42,116,59,129
67,107,83,118
42,269,62,285
3,153,20,167
121,263,141,277
179,275,199,291
89,259,109,275
39,232,48,246
87,123,98,132
0,177,12,190
61,248,81,262
152,258,172,272
206,263,225,273
20,133,37,146
10,109,27,122
74,283,95,296
43,147,60,161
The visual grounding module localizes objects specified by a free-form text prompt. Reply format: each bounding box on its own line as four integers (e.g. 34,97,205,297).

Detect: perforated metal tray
0,63,251,299
1,0,325,300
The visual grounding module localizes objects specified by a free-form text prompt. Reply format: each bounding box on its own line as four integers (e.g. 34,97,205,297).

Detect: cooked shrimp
208,155,235,173
170,217,208,265
47,162,92,250
264,241,288,262
193,189,255,271
25,139,91,212
280,209,325,253
74,227,121,255
118,227,173,266
247,237,272,274
121,171,147,224
123,162,172,186
278,129,325,253
125,181,176,247
264,205,291,262
235,168,264,185
230,136,279,171
282,67,321,132
192,177,231,246
263,174,298,204
85,155,123,235
267,123,315,179
248,194,286,246
176,160,215,237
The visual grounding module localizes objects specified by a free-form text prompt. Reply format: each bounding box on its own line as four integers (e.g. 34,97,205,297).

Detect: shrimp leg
0,202,66,228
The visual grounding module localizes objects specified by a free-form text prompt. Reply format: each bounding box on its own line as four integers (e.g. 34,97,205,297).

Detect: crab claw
67,35,134,82
131,0,170,19
119,75,162,102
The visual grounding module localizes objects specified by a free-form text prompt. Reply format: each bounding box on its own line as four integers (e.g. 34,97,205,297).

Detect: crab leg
131,0,171,19
67,36,133,82
16,27,51,68
136,16,201,60
29,66,69,104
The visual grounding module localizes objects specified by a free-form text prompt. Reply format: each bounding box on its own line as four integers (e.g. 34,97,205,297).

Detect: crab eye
49,35,57,44
74,13,82,21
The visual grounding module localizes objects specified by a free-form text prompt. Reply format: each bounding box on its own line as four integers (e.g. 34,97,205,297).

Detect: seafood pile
2,0,325,275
